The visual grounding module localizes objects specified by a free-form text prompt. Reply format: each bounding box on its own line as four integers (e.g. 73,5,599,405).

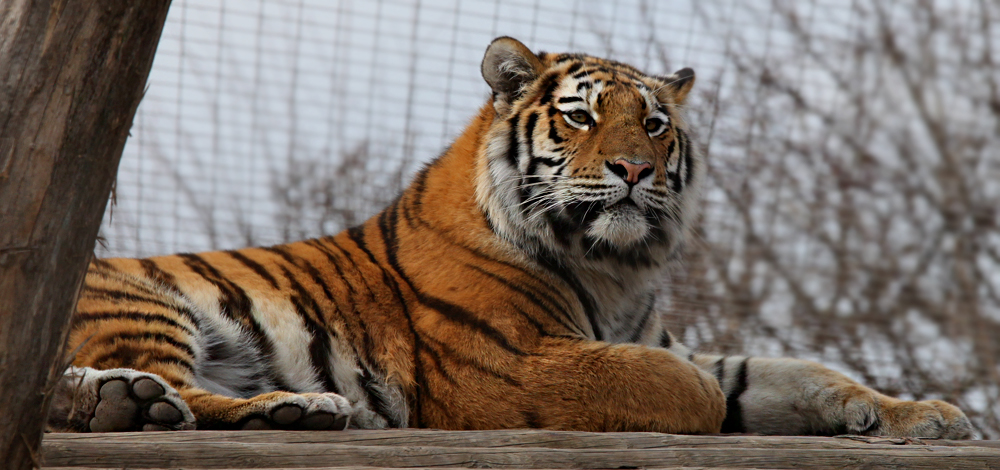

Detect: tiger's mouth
603,197,639,211
538,193,656,250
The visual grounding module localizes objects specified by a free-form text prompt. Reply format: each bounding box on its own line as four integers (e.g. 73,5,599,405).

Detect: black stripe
82,287,200,328
720,358,749,433
659,331,672,349
565,62,583,74
409,223,577,314
105,331,197,358
86,267,168,299
524,409,543,428
626,296,656,343
178,253,292,391
377,208,532,357
422,333,522,387
138,258,189,301
90,348,196,376
81,286,158,305
305,239,357,297
547,120,564,144
614,68,641,81
360,367,400,427
344,220,430,426
263,248,348,381
534,252,602,341
139,355,197,375
309,239,381,359
524,112,540,165
330,236,380,302
681,131,694,186
178,253,248,325
265,246,339,306
523,113,543,177
506,114,521,168
668,136,682,192
538,73,560,105
533,156,565,167
227,250,280,289
464,263,581,337
91,259,116,271
301,239,382,371
402,162,434,226
676,132,688,191
713,357,725,383
274,263,341,395
414,337,461,388
73,311,195,336
557,96,583,103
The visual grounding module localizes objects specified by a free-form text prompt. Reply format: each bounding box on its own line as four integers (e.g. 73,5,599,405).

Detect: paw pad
270,404,304,425
85,369,195,432
239,393,352,430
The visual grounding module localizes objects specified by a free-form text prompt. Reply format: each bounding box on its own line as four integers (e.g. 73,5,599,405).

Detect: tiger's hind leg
67,257,358,431
48,366,196,432
180,389,353,430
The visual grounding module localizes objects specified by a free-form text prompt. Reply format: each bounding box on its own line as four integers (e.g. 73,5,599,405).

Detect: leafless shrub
270,141,407,242
661,0,1000,438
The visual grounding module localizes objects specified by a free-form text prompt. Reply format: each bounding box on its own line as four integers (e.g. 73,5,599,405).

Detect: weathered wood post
0,1,172,468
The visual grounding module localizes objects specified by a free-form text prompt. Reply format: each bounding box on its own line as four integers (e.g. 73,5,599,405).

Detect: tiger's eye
569,110,591,124
645,118,664,133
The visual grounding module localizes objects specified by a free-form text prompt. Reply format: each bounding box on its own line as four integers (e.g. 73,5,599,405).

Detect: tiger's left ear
660,67,695,103
482,37,545,116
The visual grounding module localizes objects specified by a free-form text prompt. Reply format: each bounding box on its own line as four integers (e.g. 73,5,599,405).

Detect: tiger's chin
585,202,651,248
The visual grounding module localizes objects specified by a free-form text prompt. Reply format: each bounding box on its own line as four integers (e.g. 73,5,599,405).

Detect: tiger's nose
607,159,653,184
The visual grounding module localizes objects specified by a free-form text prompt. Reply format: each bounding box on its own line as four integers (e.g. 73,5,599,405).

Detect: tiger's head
475,37,702,271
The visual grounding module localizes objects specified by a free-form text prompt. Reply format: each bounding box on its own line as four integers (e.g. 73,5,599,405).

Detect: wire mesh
96,0,1000,438
101,0,724,257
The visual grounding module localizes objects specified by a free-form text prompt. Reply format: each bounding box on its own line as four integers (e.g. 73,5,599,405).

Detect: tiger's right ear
482,37,545,116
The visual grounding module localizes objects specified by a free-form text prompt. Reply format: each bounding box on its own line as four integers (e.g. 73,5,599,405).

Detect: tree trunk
0,1,172,469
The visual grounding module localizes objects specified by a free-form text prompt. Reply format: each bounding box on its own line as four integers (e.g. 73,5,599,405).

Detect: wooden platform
42,429,1000,469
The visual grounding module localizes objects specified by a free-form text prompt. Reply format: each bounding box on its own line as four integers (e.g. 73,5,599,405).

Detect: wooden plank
41,440,1000,469
42,468,759,470
0,2,171,470
45,429,1000,450
42,468,757,470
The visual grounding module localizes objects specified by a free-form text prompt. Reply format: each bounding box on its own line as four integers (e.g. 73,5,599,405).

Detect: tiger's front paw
236,392,353,430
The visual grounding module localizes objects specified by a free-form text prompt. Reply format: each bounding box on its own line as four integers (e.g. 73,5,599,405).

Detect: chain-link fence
97,0,1000,438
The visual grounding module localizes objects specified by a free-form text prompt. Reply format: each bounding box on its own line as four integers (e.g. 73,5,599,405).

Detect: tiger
48,36,973,438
